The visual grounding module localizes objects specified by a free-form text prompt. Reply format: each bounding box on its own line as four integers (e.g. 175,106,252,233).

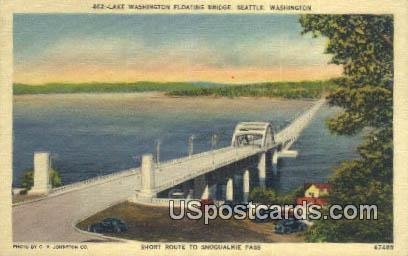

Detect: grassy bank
167,80,337,99
13,82,198,95
14,80,336,99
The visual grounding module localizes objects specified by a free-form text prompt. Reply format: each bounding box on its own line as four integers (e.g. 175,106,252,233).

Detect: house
304,183,330,198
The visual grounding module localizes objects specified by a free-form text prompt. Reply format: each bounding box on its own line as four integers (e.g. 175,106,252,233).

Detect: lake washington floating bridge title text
92,4,313,12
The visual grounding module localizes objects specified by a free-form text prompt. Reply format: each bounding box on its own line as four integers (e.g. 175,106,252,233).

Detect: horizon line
13,78,337,86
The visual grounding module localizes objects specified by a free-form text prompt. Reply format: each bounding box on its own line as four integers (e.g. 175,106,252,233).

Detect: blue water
13,94,361,191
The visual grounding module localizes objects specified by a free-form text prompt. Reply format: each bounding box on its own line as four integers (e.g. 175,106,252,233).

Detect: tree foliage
299,15,393,242
168,80,337,99
249,186,300,205
21,168,62,191
249,187,278,204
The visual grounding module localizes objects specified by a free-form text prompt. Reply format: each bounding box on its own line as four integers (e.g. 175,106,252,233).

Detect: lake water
13,93,361,192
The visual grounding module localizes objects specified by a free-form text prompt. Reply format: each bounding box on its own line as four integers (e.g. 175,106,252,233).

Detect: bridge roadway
12,145,267,242
12,99,325,242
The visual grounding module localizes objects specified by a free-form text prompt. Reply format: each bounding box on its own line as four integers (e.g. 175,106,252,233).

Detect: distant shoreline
13,80,336,100
13,92,316,103
13,91,167,98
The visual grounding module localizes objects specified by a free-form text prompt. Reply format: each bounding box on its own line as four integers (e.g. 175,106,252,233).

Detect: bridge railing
154,146,263,192
275,98,325,149
48,146,259,196
48,99,324,197
50,167,140,195
132,197,225,207
157,146,245,168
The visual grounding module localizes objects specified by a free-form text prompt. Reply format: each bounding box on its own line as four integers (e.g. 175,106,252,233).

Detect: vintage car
88,218,128,233
274,218,307,234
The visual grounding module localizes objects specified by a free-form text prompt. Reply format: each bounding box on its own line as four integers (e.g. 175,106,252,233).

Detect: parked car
274,218,307,234
168,188,185,199
88,218,128,233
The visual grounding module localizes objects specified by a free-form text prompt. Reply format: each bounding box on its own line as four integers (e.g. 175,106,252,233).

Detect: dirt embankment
77,202,305,243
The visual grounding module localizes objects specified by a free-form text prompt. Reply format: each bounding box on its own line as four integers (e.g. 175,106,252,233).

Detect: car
274,218,307,234
168,188,185,199
88,218,128,233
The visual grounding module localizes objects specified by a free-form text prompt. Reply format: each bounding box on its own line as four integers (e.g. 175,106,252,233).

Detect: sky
13,14,342,84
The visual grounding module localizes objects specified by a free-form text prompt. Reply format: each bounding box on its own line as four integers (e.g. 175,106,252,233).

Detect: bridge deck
154,145,271,192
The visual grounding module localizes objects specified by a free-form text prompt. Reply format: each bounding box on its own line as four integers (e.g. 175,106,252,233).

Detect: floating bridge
12,98,325,242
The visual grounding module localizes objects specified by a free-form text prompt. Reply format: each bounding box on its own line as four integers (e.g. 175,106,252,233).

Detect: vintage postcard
0,0,407,255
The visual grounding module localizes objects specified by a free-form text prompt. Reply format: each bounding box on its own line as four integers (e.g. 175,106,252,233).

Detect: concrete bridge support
209,184,217,199
194,175,209,199
226,177,233,201
201,185,209,199
272,150,278,176
139,154,156,198
257,152,266,188
233,174,242,202
243,170,250,203
30,152,51,195
181,181,194,199
186,189,194,199
208,173,219,199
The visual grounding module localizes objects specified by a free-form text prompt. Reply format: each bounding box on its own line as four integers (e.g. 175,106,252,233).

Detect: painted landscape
14,80,336,99
12,14,393,244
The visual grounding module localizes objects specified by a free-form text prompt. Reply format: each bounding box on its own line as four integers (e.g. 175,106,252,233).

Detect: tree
21,169,34,191
249,187,278,204
293,185,306,198
249,187,299,205
21,168,62,192
299,15,393,242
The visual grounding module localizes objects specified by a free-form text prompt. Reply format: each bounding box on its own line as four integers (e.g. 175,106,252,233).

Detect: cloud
14,34,338,84
219,34,331,68
16,36,145,68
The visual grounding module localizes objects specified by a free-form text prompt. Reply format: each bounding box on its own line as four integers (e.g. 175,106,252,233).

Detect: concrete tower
30,152,51,195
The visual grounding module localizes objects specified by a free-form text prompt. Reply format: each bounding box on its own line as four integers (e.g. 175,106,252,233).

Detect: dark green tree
249,187,299,205
21,168,62,192
293,185,306,198
21,169,34,191
249,187,278,204
299,15,393,242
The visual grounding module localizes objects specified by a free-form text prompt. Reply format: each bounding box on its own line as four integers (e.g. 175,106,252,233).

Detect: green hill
13,80,337,99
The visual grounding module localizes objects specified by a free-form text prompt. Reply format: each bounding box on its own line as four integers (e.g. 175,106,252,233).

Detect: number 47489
374,244,394,250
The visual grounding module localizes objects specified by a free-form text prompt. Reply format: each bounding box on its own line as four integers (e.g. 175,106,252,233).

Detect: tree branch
380,34,393,47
